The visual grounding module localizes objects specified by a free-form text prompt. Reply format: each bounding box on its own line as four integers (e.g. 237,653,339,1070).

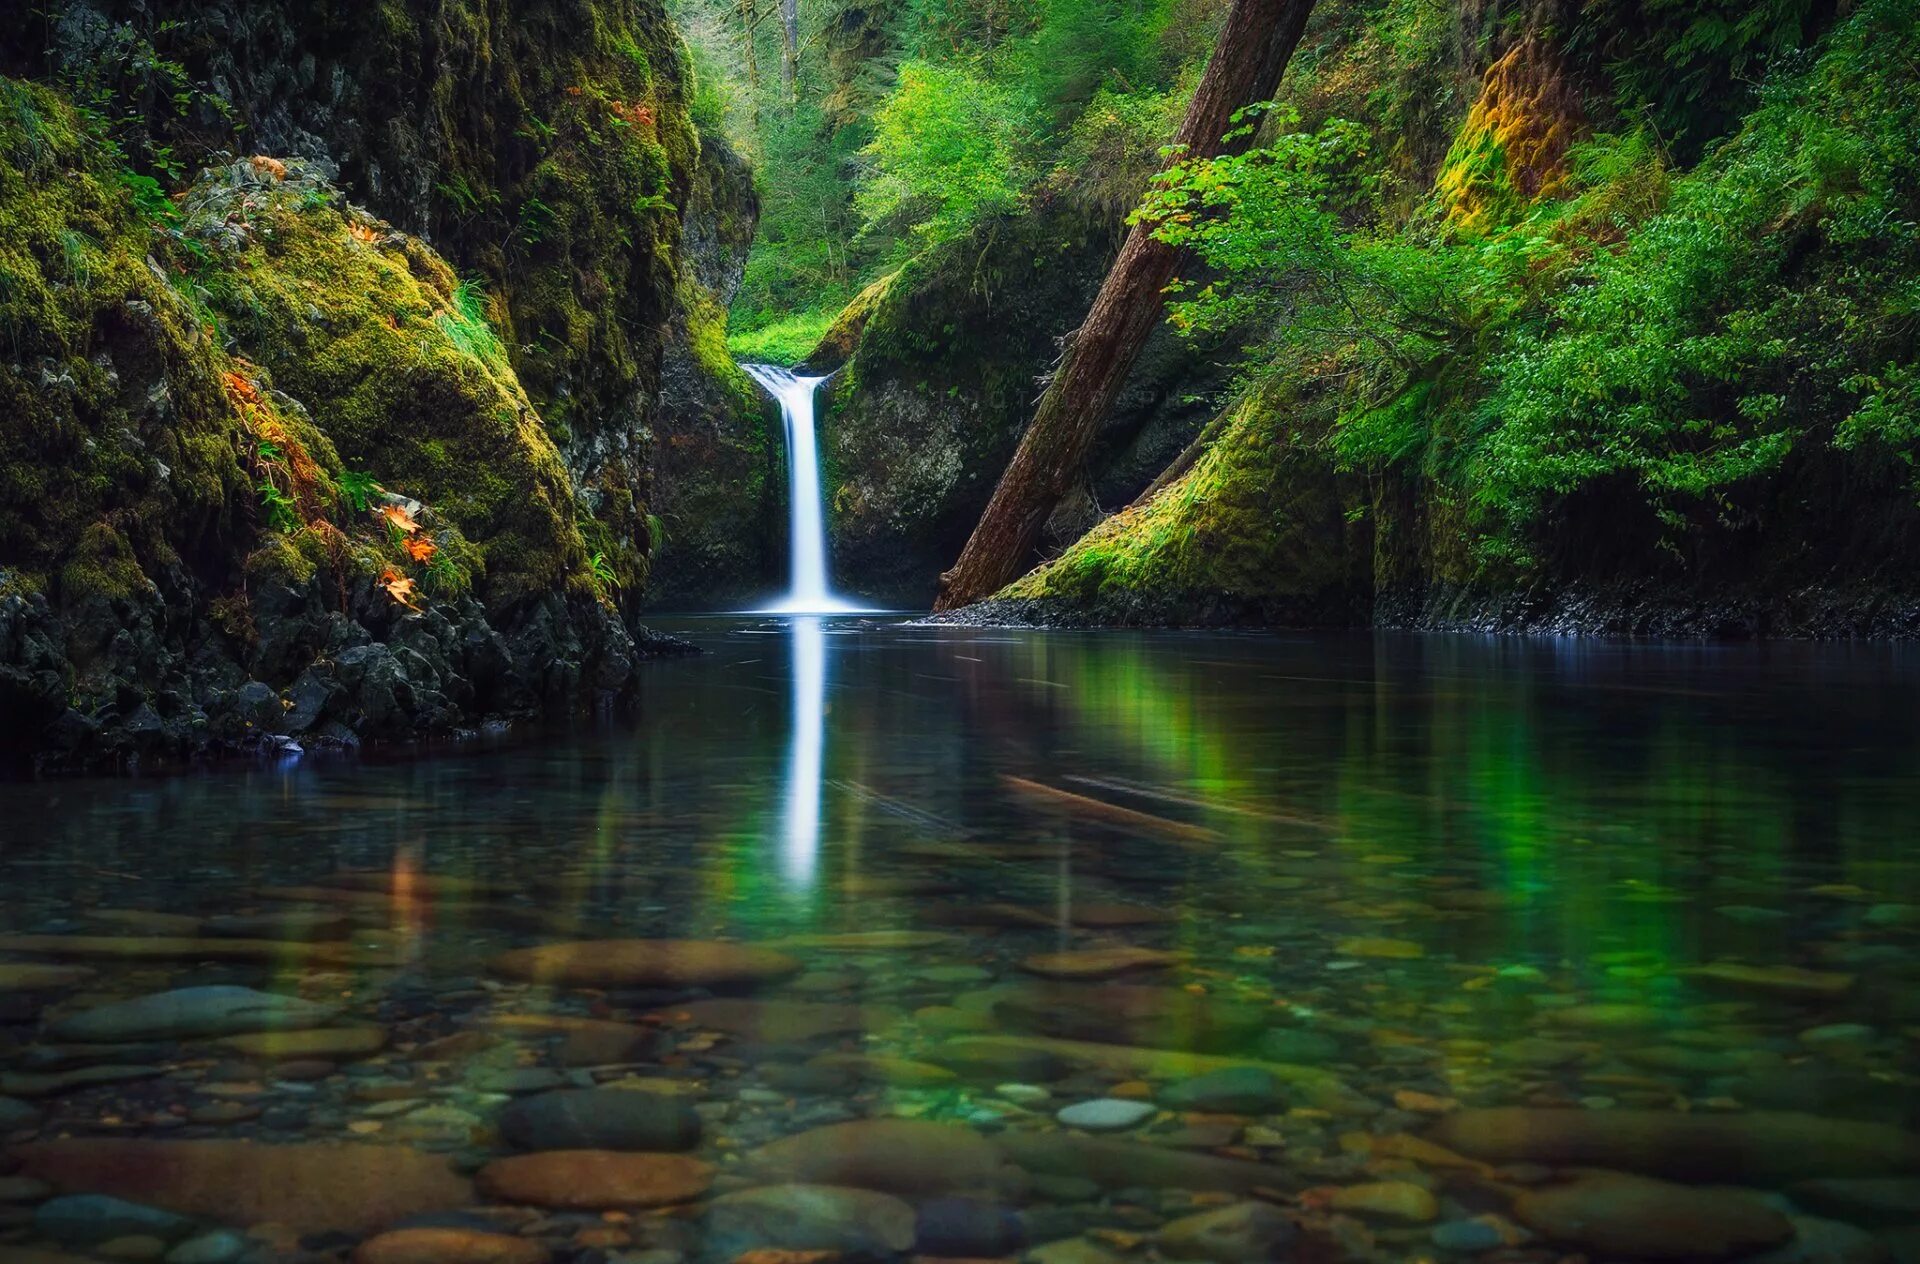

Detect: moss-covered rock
822,199,1226,606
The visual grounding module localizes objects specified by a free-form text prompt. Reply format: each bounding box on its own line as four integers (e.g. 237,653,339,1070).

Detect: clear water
2,621,1918,1258
742,366,862,614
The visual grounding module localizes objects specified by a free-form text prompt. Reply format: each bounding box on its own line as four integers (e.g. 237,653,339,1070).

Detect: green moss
57,523,150,606
180,169,588,610
728,308,839,366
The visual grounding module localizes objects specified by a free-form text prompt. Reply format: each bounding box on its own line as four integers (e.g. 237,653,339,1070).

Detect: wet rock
932,1041,1071,1083
1429,1219,1510,1253
648,999,902,1044
1,1065,167,1097
1750,1217,1894,1264
1335,937,1424,960
487,940,802,989
705,1184,916,1258
990,985,1269,1053
940,1036,1369,1114
1160,1068,1284,1114
0,935,374,965
34,1195,195,1247
916,1196,1027,1256
352,1228,550,1264
0,1095,44,1130
1057,1099,1156,1131
476,1014,657,1066
1789,1178,1920,1228
767,931,960,950
1324,1182,1438,1222
10,1139,473,1233
1026,1236,1128,1264
477,1151,713,1209
1430,1108,1920,1184
500,1088,702,1153
214,1025,388,1060
749,1119,1020,1198
49,986,340,1042
163,1230,250,1264
0,964,95,993
806,1053,956,1086
1680,963,1855,999
1512,1171,1793,1259
1156,1202,1295,1263
997,1132,1289,1193
1256,1029,1341,1064
1020,948,1179,980
1544,1002,1668,1031
472,1068,568,1094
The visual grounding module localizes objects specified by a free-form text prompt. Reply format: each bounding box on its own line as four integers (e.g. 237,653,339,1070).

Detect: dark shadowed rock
1513,1171,1793,1259
1427,1108,1920,1184
705,1184,916,1258
499,1088,702,1153
749,1119,1020,1198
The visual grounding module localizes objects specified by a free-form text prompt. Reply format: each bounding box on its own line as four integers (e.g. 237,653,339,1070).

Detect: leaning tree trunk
932,0,1319,612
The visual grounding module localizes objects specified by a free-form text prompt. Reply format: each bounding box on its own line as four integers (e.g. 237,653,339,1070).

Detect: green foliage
857,61,1040,247
434,279,509,371
728,307,840,365
339,470,381,514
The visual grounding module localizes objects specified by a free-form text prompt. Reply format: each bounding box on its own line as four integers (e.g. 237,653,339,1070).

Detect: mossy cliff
0,70,715,768
4,0,768,599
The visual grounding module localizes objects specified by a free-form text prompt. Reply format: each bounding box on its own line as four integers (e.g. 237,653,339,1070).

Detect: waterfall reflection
780,615,826,887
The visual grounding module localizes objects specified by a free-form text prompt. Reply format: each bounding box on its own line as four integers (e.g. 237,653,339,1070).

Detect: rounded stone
705,1184,916,1257
487,939,801,989
499,1088,702,1153
352,1228,550,1264
1056,1099,1156,1132
477,1151,713,1209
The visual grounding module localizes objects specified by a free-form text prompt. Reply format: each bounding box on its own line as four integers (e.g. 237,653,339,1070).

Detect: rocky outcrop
0,85,689,771
820,200,1228,606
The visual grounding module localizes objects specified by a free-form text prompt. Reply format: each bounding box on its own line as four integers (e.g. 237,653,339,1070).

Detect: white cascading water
743,364,861,614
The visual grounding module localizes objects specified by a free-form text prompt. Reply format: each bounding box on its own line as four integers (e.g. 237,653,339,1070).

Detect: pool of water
1,619,1917,1261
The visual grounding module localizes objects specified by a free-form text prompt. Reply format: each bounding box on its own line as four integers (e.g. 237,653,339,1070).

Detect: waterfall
744,364,861,614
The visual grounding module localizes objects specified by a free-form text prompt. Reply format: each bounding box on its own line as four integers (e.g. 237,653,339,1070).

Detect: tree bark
738,0,762,128
931,0,1319,612
779,0,801,107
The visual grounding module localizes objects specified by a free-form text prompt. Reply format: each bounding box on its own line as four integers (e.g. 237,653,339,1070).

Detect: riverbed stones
213,1025,388,1060
1324,1181,1439,1222
34,1195,196,1247
997,1132,1290,1193
1159,1067,1284,1114
352,1228,549,1264
0,935,374,965
915,1196,1027,1257
705,1184,917,1257
1020,947,1179,980
487,939,801,989
989,985,1269,1053
1426,1108,1920,1183
1056,1099,1156,1131
9,1140,473,1233
476,1014,656,1065
1511,1171,1793,1259
749,1119,1018,1198
0,1095,43,1130
1680,963,1856,999
646,998,901,1044
1787,1178,1920,1227
0,964,95,993
1157,1201,1297,1263
477,1151,713,1209
49,987,340,1042
499,1088,702,1152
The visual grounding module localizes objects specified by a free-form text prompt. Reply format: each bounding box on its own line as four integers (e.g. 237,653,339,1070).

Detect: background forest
680,0,1920,625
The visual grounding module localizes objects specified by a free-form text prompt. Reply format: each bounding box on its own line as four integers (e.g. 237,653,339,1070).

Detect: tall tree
779,0,801,107
932,0,1320,611
738,0,764,127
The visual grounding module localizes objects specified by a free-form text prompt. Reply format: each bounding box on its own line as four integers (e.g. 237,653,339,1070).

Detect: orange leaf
379,503,421,535
222,371,261,406
379,569,422,610
403,536,438,563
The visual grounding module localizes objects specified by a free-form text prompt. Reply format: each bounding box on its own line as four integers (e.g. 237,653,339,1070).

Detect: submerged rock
988,984,1270,1053
748,1119,1019,1198
645,998,900,1043
1158,1201,1297,1263
477,1151,713,1209
705,1184,917,1257
997,1131,1290,1192
1788,1178,1920,1228
352,1229,549,1264
1160,1068,1285,1114
0,964,95,993
34,1195,196,1247
49,986,340,1042
475,1014,657,1066
213,1025,387,1060
916,1196,1027,1257
1020,947,1179,980
487,939,801,989
1512,1171,1793,1259
1056,1099,1156,1131
1427,1108,1920,1183
499,1088,702,1153
10,1140,472,1233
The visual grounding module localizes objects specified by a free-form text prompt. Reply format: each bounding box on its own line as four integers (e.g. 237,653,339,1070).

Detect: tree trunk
779,0,800,107
931,0,1319,612
738,0,762,129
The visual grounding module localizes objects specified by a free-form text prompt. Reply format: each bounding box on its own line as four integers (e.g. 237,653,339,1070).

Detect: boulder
748,1119,1019,1198
499,1088,702,1153
1158,1202,1298,1263
477,1151,713,1209
487,939,801,989
49,987,340,1042
1512,1171,1794,1259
